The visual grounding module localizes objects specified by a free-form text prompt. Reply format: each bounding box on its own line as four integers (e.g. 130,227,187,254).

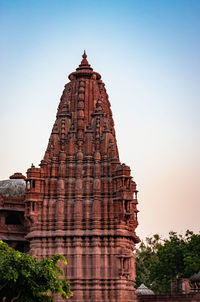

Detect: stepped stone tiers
25,52,140,302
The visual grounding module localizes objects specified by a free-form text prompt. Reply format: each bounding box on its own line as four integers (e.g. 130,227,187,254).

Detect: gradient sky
0,0,200,240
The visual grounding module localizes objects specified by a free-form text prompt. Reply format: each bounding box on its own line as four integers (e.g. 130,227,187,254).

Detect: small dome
136,284,154,295
190,271,200,282
0,179,26,197
9,172,26,180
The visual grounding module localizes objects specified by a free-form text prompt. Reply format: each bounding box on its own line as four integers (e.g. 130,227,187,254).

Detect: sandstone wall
138,293,200,302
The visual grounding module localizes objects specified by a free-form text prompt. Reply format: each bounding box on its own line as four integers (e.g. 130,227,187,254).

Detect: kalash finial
69,50,99,79
80,50,89,66
82,50,87,59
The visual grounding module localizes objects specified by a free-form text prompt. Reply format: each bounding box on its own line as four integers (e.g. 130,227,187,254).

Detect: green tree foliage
135,234,162,290
136,230,200,294
0,241,73,302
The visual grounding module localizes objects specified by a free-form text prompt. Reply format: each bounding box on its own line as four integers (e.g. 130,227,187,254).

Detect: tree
135,234,162,290
136,230,200,294
0,241,73,302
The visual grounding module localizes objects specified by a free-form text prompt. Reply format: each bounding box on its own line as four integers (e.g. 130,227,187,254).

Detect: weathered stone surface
0,179,25,197
25,52,140,301
136,284,155,295
0,174,28,252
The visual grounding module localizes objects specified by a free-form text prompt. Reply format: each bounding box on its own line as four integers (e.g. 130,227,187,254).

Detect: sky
0,0,200,240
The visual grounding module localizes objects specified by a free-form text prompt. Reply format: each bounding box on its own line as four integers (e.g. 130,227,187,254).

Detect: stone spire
25,53,139,302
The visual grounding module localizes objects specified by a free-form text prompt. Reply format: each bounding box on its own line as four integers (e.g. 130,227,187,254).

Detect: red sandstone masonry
0,183,28,250
138,293,200,302
25,52,140,301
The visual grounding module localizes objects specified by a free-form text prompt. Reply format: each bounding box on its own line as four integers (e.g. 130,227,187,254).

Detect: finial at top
82,50,87,59
68,51,101,80
79,50,89,67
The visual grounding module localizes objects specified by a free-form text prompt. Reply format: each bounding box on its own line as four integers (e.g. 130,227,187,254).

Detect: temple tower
25,52,140,302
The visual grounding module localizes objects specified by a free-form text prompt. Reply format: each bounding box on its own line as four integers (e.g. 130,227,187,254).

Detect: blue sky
0,0,200,239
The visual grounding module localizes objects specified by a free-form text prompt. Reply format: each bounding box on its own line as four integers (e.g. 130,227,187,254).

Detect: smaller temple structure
137,279,200,302
0,172,28,252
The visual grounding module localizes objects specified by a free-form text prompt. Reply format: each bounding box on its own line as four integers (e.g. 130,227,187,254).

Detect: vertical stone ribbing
25,52,140,302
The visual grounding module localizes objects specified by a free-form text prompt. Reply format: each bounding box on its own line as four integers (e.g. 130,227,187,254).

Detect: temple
0,173,27,252
0,52,140,302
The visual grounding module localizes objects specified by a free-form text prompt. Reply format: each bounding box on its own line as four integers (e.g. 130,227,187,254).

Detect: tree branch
0,281,8,291
10,289,22,302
